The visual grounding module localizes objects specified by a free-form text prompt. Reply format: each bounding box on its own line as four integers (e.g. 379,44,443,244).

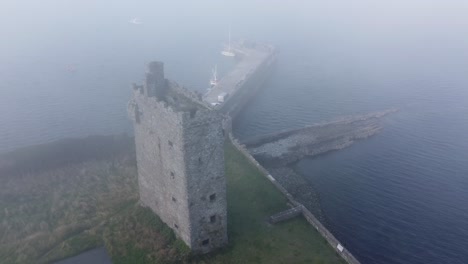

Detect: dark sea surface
1,2,468,264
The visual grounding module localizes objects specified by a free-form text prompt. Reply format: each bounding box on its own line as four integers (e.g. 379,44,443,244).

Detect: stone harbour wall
228,134,361,264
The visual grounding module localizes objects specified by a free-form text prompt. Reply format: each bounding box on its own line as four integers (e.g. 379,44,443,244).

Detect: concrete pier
203,40,276,118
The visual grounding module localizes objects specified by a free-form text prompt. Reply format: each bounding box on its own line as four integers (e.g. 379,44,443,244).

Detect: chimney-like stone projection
144,61,167,99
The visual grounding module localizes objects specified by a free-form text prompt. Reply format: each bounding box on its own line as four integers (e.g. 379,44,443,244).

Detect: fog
3,0,468,71
1,1,468,264
2,0,467,152
2,0,468,55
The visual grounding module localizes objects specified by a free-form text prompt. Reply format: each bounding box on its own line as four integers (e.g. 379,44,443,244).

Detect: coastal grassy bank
0,136,344,264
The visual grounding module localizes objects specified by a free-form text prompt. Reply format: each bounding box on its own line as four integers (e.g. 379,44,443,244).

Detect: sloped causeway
244,108,398,167
241,109,398,235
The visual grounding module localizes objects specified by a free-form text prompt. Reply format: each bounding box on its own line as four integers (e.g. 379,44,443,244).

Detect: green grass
0,138,345,264
192,143,345,264
102,206,190,264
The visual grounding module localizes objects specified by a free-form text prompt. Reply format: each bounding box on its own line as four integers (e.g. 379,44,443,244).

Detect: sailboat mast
213,65,217,82
221,25,236,57
228,26,231,50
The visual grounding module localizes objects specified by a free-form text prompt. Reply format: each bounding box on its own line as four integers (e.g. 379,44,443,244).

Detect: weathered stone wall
129,91,193,244
128,62,227,254
182,110,227,252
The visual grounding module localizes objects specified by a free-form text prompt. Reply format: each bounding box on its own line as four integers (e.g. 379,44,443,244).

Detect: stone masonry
128,61,228,254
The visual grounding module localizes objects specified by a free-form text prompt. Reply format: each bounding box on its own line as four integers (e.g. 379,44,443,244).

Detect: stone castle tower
128,61,228,254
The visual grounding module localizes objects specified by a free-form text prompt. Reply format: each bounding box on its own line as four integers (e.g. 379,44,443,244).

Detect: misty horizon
1,1,468,264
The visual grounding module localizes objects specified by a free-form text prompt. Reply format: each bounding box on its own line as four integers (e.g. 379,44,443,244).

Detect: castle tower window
170,171,175,179
202,239,210,246
209,193,216,202
210,215,216,223
172,196,177,202
198,157,202,165
174,223,179,229
190,109,197,118
134,104,141,124
168,140,173,147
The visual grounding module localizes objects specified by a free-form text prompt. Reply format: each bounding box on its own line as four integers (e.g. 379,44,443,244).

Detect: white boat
221,27,235,57
210,65,219,87
129,17,142,25
217,92,229,103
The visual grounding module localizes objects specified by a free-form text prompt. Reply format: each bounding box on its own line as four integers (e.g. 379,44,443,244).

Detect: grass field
198,143,345,264
0,137,344,264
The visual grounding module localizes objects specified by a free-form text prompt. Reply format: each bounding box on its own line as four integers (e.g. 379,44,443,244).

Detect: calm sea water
1,2,468,263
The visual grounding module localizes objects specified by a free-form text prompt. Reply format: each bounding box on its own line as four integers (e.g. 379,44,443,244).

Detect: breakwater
244,108,398,167
243,108,398,226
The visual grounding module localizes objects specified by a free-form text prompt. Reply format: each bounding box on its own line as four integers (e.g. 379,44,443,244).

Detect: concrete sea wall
229,134,361,264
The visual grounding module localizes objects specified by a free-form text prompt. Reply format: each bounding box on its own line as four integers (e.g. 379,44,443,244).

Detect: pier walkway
203,41,274,109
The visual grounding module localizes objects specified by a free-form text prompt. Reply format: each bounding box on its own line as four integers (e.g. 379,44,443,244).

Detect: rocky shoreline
244,108,398,167
243,108,398,224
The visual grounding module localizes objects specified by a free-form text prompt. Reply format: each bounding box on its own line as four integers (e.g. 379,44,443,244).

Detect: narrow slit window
202,239,210,246
135,111,141,124
134,104,141,124
168,140,173,147
209,193,216,202
210,215,216,223
190,109,197,118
